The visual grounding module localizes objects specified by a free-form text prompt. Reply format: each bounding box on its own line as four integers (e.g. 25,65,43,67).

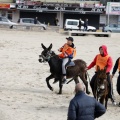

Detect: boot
62,76,67,85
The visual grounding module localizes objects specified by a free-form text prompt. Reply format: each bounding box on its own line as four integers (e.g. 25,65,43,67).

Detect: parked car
103,24,120,33
0,16,17,28
18,18,47,30
64,19,96,32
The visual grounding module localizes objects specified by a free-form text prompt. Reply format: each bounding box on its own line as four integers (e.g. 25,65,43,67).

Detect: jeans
62,58,71,75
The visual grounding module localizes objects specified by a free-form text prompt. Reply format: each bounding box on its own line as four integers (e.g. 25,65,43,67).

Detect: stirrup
62,78,67,85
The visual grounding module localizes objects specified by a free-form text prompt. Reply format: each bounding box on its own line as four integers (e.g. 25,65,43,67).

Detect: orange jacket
58,43,76,59
118,58,120,71
95,54,110,71
88,45,113,73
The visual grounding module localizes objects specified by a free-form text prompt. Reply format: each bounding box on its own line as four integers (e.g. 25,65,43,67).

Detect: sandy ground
0,29,120,120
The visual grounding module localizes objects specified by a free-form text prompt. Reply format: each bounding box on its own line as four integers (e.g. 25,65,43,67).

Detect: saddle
66,61,75,68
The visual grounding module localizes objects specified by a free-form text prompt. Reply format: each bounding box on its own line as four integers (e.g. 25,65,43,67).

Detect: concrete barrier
0,24,46,31
62,30,111,37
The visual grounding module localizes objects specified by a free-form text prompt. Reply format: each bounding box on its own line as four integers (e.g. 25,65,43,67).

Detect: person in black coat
84,19,88,31
67,83,106,120
112,57,120,105
78,19,82,31
34,17,38,24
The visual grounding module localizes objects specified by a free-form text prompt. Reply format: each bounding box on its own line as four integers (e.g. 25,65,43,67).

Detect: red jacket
87,45,113,73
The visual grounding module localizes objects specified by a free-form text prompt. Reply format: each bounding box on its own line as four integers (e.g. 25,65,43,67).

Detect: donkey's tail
85,72,87,80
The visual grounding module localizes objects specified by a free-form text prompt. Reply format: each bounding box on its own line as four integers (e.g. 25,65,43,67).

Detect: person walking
84,19,88,31
67,83,106,120
112,57,120,105
86,45,116,105
34,17,38,24
78,19,82,31
54,17,59,26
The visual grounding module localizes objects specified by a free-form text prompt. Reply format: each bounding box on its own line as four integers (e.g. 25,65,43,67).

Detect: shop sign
0,3,10,9
106,2,120,15
16,4,105,13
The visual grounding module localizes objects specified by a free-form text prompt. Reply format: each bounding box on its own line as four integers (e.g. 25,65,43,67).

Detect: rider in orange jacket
58,37,76,84
112,57,120,106
87,45,116,105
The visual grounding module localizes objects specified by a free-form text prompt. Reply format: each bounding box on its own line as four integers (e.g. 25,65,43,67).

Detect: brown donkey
94,66,109,109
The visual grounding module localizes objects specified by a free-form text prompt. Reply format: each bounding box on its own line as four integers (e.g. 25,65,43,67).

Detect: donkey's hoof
86,91,90,94
50,87,54,91
58,92,62,94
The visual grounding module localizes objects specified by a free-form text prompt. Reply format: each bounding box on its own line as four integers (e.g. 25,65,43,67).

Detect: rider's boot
62,75,67,85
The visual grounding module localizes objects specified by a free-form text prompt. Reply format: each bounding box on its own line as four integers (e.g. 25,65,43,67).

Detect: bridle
97,78,106,97
39,50,55,63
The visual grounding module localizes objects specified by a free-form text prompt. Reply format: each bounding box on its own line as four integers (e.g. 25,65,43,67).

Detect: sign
16,4,105,14
0,3,10,9
106,2,120,15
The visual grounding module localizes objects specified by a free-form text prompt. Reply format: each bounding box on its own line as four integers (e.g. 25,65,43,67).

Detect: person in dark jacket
112,57,120,106
84,19,88,31
34,17,38,24
78,19,82,31
67,83,106,120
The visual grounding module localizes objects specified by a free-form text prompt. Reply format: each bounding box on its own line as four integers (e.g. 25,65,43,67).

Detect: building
0,0,16,21
15,0,105,29
0,0,120,29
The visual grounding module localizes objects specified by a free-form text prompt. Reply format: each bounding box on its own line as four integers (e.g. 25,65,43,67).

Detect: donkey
93,66,109,109
38,43,90,94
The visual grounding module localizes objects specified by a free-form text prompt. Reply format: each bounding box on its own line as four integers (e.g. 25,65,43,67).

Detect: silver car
103,24,120,33
18,18,47,30
0,16,17,28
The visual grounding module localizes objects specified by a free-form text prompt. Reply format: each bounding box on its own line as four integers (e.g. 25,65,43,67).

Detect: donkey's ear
48,43,52,50
97,65,100,72
41,43,46,50
104,67,107,72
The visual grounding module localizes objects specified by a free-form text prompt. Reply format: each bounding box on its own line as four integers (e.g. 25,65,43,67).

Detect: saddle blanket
67,61,75,67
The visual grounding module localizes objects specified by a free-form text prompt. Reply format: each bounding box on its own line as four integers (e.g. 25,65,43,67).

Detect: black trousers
117,74,120,95
90,73,114,101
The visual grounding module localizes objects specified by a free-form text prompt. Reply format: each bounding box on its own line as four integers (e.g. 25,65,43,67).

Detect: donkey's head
96,66,107,97
39,43,55,62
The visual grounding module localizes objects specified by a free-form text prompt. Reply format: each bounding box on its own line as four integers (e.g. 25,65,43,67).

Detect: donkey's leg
105,95,108,109
79,75,90,94
100,96,105,105
46,74,54,91
58,78,63,94
74,76,79,84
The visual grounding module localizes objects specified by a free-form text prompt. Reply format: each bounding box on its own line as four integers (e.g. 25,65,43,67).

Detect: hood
99,45,108,56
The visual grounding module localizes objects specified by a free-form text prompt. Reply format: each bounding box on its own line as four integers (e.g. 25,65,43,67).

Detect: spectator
84,19,88,31
54,17,59,26
112,57,120,106
78,18,82,31
34,17,38,24
67,83,106,120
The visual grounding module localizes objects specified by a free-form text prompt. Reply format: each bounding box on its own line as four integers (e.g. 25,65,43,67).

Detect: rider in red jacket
87,45,116,105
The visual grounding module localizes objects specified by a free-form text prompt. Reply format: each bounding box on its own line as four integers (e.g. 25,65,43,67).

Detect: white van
64,19,96,32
